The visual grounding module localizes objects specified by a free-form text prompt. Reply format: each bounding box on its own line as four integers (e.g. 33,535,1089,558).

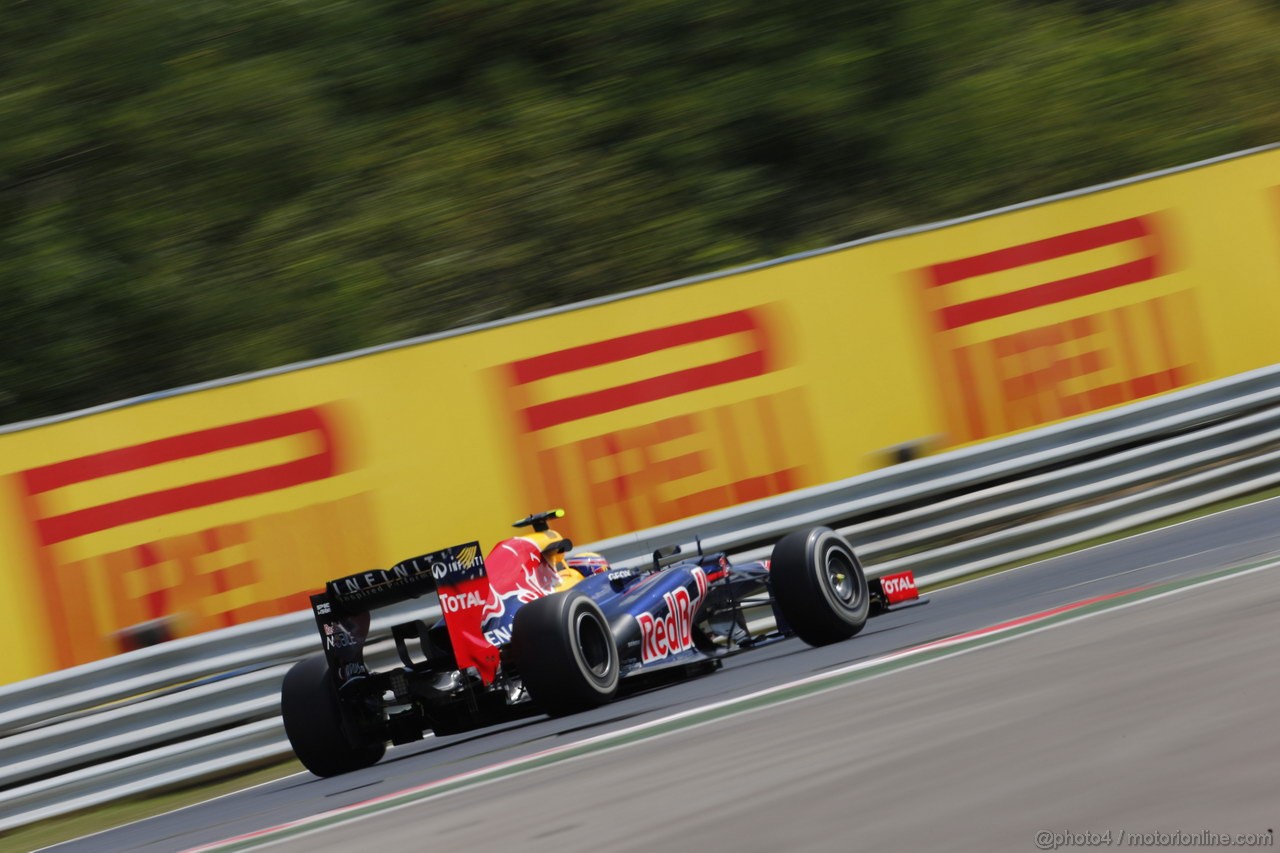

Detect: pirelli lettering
495,306,823,542
14,405,381,669
916,214,1206,443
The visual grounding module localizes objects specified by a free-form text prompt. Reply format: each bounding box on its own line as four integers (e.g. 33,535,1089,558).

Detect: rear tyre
770,526,870,646
510,591,620,716
281,653,386,777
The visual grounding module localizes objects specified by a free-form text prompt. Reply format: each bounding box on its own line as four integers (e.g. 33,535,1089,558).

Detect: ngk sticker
636,568,709,663
880,571,919,605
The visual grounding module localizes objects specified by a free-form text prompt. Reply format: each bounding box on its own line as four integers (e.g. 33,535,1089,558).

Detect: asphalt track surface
51,497,1280,853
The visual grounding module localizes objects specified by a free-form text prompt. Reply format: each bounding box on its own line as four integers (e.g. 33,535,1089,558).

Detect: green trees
2,0,1276,423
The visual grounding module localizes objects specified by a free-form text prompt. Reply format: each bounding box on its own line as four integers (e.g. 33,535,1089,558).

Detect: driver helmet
565,551,610,578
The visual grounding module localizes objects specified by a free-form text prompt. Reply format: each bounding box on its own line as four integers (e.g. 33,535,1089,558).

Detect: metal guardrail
722,403,1280,581
2,364,1278,832
0,599,438,737
594,364,1280,567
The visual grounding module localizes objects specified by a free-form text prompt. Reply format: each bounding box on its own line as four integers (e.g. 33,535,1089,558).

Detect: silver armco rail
1,364,1279,831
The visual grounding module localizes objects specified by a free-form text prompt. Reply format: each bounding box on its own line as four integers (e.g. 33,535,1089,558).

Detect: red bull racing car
282,510,924,777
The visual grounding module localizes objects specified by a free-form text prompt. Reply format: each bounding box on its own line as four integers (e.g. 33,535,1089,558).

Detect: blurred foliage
1,0,1277,422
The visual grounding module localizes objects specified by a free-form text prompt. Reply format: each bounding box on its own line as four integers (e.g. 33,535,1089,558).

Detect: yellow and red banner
3,146,1278,682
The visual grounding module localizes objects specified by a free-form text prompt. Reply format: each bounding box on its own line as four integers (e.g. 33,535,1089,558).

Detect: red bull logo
486,539,558,604
478,537,563,647
480,585,514,647
517,558,559,603
637,568,709,663
480,586,506,622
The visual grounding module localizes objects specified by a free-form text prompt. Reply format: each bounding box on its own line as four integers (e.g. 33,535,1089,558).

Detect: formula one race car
281,510,923,777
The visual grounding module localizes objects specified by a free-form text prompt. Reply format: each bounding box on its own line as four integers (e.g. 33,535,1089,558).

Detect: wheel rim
824,548,860,608
574,610,613,679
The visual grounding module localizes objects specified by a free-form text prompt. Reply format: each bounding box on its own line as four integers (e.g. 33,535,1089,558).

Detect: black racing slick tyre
281,653,385,777
510,591,620,716
769,526,870,646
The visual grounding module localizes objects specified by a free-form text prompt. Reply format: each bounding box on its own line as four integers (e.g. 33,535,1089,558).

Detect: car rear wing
308,541,501,687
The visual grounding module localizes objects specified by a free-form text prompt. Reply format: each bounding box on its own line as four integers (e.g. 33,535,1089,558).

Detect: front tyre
770,526,870,646
510,591,620,716
281,653,386,777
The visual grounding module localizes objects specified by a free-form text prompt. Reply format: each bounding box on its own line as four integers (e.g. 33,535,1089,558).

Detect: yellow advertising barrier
3,146,1278,682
